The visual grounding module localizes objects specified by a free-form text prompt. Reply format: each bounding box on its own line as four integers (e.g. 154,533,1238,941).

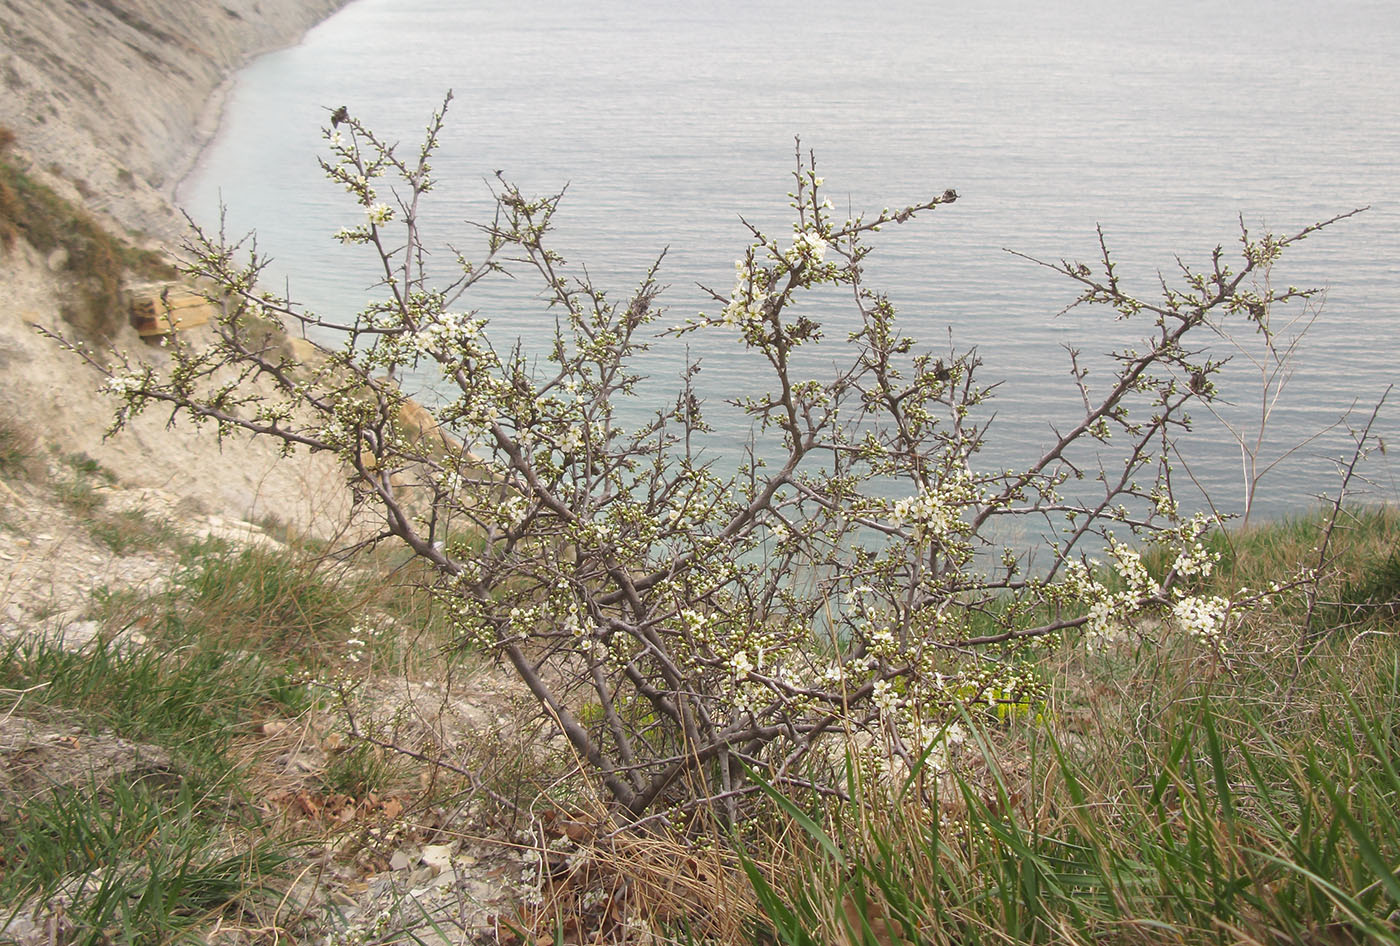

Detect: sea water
180,0,1400,525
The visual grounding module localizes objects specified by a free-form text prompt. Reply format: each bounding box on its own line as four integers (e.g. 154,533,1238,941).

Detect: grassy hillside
1,425,1396,945
746,507,1400,946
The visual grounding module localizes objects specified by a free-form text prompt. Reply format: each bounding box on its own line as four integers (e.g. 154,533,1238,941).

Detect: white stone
419,843,454,874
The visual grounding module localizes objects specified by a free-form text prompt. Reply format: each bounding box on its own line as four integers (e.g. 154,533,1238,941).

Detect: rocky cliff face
0,0,351,239
0,0,357,532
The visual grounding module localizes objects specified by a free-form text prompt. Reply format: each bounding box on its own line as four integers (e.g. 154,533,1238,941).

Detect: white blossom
103,370,147,396
790,228,828,263
872,678,899,716
1172,594,1229,639
366,202,394,226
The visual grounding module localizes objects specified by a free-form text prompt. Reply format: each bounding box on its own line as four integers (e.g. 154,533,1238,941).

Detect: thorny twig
51,96,1374,821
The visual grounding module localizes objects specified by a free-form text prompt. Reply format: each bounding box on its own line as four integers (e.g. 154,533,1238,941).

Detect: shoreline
170,1,357,215
169,70,241,212
0,0,370,535
0,0,357,242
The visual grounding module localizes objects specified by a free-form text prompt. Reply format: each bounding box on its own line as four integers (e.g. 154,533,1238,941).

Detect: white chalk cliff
0,0,356,530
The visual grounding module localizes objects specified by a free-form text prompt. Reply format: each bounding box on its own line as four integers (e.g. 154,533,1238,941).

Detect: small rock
57,621,100,650
420,843,454,874
326,888,359,909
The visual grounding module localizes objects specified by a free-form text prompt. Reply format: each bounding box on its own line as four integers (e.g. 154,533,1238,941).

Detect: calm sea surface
181,0,1400,525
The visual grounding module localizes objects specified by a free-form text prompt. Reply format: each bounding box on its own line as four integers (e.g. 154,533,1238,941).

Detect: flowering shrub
54,95,1353,820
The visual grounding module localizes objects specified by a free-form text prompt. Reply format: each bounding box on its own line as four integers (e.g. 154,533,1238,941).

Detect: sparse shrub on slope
53,94,1381,830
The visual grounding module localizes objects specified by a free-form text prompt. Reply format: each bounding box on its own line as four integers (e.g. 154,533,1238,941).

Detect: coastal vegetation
743,506,1400,946
68,95,1383,815
1,446,472,943
8,98,1396,943
1,472,1396,942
